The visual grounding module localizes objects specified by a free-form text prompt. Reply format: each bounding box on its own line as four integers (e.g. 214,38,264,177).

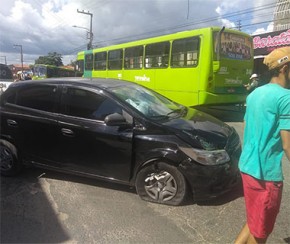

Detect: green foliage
35,52,63,66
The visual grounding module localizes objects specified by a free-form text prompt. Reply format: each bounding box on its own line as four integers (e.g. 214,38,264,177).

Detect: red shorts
241,173,283,239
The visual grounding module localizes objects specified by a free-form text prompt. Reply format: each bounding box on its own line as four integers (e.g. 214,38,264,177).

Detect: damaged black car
0,78,241,205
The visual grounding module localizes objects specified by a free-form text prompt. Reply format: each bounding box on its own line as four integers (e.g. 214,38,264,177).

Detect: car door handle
7,119,18,127
61,128,75,137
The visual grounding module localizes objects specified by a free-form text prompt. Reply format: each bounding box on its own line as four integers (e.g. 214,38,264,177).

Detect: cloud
0,0,276,65
251,22,274,35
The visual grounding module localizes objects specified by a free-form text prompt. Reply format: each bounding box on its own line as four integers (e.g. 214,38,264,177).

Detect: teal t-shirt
239,83,290,181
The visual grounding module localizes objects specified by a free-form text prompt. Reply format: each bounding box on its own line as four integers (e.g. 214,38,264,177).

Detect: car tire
135,162,188,206
0,140,21,176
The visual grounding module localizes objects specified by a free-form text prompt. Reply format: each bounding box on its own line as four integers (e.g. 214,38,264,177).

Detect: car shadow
32,168,245,207
35,167,137,195
1,168,71,243
194,182,244,206
4,167,244,212
195,105,245,122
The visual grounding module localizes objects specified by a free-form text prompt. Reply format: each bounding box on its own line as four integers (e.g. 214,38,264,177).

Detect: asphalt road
1,106,289,244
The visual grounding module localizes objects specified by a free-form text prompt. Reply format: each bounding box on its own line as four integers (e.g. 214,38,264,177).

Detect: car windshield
109,85,186,119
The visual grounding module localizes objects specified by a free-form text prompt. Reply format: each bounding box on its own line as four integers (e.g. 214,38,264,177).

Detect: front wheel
0,140,21,176
135,162,188,206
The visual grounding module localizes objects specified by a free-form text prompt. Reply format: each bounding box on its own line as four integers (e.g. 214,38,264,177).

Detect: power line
91,3,276,47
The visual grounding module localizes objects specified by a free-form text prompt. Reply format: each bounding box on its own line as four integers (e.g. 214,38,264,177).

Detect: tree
35,52,63,66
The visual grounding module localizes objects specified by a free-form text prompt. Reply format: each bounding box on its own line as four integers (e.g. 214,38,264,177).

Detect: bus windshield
34,65,47,78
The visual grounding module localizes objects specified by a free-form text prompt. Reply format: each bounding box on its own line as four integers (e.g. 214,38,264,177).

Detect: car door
57,85,134,182
1,83,61,165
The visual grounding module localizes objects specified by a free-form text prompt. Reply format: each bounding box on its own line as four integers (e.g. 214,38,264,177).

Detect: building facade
273,0,290,31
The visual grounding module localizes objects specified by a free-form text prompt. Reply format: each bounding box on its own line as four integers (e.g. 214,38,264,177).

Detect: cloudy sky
0,0,276,65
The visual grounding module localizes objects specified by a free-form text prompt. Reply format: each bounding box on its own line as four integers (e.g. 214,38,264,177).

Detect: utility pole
236,20,242,31
13,44,23,72
77,9,93,49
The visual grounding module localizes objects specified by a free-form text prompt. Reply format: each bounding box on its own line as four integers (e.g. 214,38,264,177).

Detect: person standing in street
235,46,290,244
244,73,259,92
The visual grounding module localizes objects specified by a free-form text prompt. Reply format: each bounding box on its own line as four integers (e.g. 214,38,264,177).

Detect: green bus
33,64,82,80
78,27,253,107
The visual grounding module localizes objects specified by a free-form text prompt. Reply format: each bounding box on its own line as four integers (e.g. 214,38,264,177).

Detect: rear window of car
5,84,58,113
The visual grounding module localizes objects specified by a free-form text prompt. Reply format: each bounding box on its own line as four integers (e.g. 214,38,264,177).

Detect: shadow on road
195,181,244,206
52,168,245,206
1,168,70,243
30,168,244,207
39,167,137,194
196,105,245,122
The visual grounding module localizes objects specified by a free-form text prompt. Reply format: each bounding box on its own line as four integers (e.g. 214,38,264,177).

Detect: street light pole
72,25,92,45
13,44,23,72
77,9,93,50
72,25,90,33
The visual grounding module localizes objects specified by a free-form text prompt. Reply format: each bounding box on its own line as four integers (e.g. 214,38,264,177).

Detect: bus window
171,37,200,68
124,46,143,69
108,49,123,70
94,52,107,70
85,53,93,70
145,42,170,68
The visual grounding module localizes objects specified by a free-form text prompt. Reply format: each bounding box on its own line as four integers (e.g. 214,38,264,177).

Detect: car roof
8,77,137,91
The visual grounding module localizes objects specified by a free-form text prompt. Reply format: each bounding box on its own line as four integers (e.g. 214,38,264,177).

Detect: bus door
84,52,94,78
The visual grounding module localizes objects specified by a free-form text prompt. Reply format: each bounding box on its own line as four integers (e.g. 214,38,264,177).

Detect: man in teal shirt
235,47,290,244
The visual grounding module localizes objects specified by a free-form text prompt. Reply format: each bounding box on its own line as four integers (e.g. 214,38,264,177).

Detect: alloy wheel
144,171,178,202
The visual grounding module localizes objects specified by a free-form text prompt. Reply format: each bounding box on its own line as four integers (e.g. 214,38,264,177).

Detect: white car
0,81,13,94
0,64,14,94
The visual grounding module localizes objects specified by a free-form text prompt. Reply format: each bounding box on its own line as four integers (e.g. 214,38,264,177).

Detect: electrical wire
48,1,278,56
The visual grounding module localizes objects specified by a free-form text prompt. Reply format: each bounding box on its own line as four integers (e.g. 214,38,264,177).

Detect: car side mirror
104,113,127,126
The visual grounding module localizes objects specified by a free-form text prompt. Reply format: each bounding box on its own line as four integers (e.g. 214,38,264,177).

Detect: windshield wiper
166,107,187,117
149,115,169,120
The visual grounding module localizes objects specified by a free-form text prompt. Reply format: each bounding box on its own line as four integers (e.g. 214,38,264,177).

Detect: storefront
252,28,290,79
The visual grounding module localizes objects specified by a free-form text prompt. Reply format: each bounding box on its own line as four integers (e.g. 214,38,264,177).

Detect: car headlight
180,147,230,165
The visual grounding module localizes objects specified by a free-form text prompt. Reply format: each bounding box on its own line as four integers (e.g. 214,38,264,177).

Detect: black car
0,78,241,205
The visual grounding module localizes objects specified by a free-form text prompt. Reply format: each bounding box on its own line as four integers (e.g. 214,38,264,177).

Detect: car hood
160,108,233,150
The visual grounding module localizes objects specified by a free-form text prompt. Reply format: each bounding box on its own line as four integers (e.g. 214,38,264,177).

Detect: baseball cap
263,47,290,70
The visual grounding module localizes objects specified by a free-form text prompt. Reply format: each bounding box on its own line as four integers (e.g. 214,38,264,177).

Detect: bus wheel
0,140,21,176
135,162,187,206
